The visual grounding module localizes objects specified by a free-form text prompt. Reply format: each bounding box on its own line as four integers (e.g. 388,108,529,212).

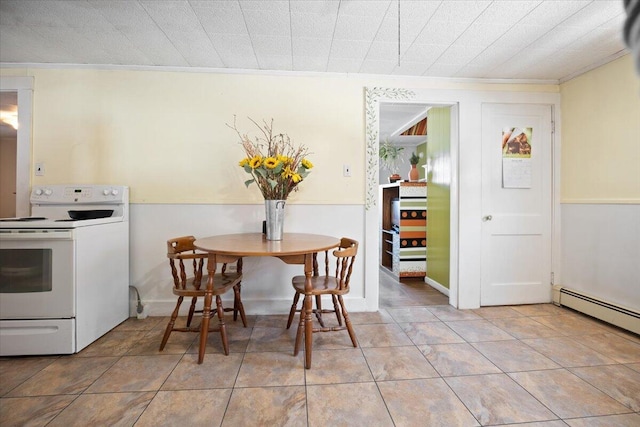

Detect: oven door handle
0,230,74,240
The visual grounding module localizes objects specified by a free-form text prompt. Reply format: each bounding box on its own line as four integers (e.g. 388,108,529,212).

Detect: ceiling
0,0,629,82
0,1,630,141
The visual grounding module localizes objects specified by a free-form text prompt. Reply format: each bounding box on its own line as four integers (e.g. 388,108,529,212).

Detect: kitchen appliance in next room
0,185,130,356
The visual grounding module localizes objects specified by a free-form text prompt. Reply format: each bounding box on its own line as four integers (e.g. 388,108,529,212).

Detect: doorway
0,76,33,218
0,91,18,217
363,87,459,311
377,102,452,302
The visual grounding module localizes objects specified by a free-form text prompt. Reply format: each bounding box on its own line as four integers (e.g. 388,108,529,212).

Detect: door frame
0,76,34,217
363,87,561,310
364,88,460,310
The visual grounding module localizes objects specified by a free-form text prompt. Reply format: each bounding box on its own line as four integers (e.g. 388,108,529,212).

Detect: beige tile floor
1,274,639,426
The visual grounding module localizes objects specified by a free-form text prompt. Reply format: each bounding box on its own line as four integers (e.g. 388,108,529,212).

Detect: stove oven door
0,230,76,355
0,230,75,319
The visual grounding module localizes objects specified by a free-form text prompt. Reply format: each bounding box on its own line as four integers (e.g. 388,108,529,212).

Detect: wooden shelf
381,229,394,270
380,182,427,279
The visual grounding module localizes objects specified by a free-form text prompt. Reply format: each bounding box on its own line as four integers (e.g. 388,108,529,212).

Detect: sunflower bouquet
231,117,313,200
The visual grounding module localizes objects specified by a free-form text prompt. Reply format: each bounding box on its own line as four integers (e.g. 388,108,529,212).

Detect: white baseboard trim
553,285,640,335
425,277,450,296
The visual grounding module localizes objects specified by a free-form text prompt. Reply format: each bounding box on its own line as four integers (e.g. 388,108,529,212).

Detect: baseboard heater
552,285,640,335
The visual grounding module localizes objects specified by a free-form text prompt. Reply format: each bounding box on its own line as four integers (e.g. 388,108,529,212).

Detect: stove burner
0,217,47,222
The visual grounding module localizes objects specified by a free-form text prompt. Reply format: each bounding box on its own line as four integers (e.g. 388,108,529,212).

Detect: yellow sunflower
249,155,262,169
264,157,279,169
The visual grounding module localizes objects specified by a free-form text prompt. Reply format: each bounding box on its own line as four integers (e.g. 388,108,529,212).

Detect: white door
481,103,553,305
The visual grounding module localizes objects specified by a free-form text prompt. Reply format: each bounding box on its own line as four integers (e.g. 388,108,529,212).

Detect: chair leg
293,301,305,356
160,296,183,351
314,295,326,327
286,291,301,329
303,295,314,369
331,294,343,326
198,293,212,364
233,284,248,327
186,296,197,327
216,295,229,355
338,295,358,348
233,282,242,321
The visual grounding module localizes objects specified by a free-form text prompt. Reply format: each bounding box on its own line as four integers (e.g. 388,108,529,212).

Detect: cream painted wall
1,66,558,206
560,55,640,202
1,59,637,318
558,54,640,312
1,65,562,314
26,69,365,204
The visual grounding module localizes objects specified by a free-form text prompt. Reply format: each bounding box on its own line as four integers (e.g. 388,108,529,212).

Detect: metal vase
265,199,286,240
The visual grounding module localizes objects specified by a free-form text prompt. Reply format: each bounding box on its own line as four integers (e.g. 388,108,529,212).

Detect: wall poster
501,127,532,188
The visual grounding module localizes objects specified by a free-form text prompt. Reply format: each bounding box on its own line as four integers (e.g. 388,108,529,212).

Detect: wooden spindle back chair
286,237,359,362
160,236,246,363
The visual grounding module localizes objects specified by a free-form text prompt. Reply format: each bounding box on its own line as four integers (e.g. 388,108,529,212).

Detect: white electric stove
0,184,130,356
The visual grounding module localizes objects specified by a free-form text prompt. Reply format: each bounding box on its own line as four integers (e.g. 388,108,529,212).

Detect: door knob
482,215,493,221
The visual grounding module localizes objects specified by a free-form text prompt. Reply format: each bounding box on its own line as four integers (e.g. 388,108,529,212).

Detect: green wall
425,107,451,288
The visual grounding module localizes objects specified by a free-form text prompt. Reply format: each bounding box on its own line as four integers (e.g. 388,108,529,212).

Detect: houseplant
230,117,313,240
379,140,404,183
408,151,420,181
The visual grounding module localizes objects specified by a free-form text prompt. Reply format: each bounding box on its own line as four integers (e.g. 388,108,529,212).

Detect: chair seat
291,275,348,295
172,272,242,297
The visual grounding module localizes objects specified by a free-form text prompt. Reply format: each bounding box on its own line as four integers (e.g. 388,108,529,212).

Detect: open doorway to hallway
377,101,452,309
0,76,33,218
0,91,18,218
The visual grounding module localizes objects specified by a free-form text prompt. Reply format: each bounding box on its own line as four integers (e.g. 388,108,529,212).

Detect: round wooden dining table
194,232,340,368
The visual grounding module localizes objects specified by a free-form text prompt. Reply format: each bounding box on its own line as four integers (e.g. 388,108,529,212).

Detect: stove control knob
111,189,119,196
44,189,52,196
34,188,43,196
103,189,111,196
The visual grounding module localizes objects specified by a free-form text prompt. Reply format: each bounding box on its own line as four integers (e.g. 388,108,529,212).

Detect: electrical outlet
343,164,351,177
35,163,45,176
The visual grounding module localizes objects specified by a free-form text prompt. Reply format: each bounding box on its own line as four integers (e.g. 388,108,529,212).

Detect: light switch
343,164,351,177
35,163,45,176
